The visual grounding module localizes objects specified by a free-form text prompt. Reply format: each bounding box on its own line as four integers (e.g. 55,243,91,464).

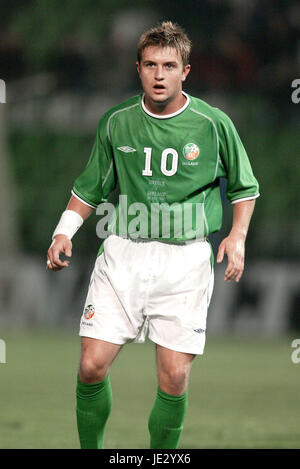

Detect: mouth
153,84,166,93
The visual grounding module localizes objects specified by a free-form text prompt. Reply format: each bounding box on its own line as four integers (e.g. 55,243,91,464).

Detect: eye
166,63,176,69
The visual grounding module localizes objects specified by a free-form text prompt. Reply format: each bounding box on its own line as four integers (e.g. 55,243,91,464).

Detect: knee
79,356,109,384
158,367,189,396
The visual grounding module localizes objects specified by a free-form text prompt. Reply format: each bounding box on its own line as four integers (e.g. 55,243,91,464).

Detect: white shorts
79,235,214,355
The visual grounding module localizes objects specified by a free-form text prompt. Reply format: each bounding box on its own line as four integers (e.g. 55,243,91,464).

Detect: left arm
217,199,256,282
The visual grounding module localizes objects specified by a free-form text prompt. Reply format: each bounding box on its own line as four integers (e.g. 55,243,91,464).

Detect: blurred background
0,0,299,449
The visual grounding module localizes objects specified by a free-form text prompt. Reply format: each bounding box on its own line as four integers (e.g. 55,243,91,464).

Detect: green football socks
76,378,187,449
76,374,112,449
148,387,188,449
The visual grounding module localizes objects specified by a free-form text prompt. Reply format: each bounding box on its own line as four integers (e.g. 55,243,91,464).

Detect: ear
182,64,191,82
136,61,141,76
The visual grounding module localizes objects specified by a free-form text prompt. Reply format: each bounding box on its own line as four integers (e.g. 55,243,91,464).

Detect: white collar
141,91,190,119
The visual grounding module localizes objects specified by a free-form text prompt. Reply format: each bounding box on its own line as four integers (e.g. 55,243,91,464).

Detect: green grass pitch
0,331,299,448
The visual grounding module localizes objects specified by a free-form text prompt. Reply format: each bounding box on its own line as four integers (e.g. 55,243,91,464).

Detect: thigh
79,337,122,382
80,337,121,364
156,344,195,395
79,246,145,344
148,241,214,355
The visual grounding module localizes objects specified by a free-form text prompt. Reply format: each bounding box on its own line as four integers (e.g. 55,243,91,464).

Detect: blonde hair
137,21,192,66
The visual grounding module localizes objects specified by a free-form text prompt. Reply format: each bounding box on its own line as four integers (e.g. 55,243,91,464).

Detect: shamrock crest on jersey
183,143,200,160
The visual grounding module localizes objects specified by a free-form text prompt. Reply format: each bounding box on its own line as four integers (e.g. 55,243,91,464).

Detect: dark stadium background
0,0,299,449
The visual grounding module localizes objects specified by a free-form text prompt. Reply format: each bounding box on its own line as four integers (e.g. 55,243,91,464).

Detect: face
136,46,191,113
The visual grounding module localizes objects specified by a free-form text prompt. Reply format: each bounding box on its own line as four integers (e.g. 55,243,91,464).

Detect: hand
216,231,245,282
47,235,72,271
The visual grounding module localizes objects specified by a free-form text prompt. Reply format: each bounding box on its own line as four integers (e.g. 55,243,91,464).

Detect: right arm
66,195,95,219
47,195,94,271
48,109,116,271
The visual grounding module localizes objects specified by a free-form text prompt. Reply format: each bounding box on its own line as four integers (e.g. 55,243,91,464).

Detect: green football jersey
72,92,259,245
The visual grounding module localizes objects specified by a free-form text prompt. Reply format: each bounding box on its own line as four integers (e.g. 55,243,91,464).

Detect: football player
47,21,259,449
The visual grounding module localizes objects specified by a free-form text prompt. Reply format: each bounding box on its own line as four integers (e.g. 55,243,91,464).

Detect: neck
143,92,186,116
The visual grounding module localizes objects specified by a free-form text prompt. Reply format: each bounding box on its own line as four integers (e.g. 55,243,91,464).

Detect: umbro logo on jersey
117,146,136,153
193,328,205,334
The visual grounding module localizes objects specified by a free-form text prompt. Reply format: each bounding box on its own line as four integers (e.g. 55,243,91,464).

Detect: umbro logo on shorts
193,328,205,334
117,146,136,153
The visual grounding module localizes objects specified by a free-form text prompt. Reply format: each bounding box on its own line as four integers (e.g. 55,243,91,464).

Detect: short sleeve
72,124,116,208
217,110,260,203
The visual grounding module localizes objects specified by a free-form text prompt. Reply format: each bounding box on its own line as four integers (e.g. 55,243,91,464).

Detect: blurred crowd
0,1,298,261
0,0,299,117
166,0,299,93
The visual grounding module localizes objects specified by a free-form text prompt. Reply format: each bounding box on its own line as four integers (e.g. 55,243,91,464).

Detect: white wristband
52,210,84,240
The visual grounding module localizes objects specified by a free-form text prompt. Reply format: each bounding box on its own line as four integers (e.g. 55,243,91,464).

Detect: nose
154,65,164,81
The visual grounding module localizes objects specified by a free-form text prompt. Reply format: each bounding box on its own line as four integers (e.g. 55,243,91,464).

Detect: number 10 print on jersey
142,147,179,177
